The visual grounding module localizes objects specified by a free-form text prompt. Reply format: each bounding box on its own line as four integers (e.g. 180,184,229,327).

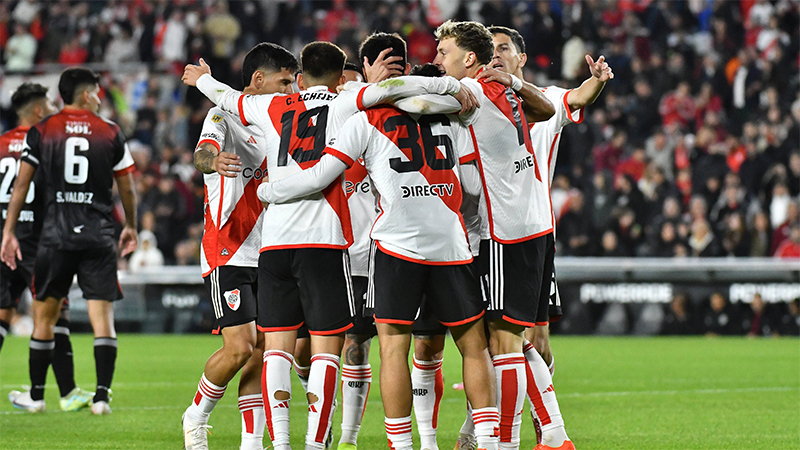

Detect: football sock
53,318,76,397
29,338,55,401
93,337,117,403
385,416,413,450
186,373,227,424
0,319,9,351
239,394,265,450
340,363,372,445
263,350,293,447
459,402,475,437
305,354,340,449
493,353,526,450
525,345,568,448
411,356,443,450
294,360,310,394
472,406,500,450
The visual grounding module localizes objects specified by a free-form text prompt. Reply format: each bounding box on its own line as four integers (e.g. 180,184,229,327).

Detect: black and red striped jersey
21,109,134,250
0,126,46,258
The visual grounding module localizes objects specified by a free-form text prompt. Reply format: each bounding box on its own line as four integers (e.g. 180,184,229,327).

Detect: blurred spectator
662,293,697,335
659,81,696,129
749,211,772,256
104,21,140,65
557,191,594,256
689,219,722,257
128,229,165,273
598,229,626,257
159,9,188,63
742,294,777,337
5,22,37,71
58,35,89,65
702,292,736,336
777,299,800,336
12,0,39,25
774,224,800,258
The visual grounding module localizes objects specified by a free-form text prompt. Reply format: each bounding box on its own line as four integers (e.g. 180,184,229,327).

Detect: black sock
29,338,55,401
0,319,9,352
53,319,76,397
93,337,117,403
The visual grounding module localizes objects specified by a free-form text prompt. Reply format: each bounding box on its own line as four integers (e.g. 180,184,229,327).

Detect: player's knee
224,340,256,366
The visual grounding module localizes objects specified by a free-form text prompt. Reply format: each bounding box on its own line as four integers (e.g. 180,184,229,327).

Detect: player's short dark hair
11,83,49,112
434,20,494,65
242,42,299,87
300,41,346,80
488,25,526,54
58,68,100,105
359,32,407,72
344,62,364,80
409,63,443,78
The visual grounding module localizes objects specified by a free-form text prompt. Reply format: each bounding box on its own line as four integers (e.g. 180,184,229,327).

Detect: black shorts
257,248,354,335
478,234,551,327
348,276,377,337
371,247,484,327
535,236,557,325
411,295,448,336
548,265,563,322
0,259,33,310
204,266,258,334
34,245,122,302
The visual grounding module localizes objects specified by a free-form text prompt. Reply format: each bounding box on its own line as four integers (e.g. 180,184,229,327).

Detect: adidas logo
247,136,258,144
544,384,555,393
308,404,318,413
273,401,289,409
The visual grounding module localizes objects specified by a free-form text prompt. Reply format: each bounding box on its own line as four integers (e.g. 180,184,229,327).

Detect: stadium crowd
0,0,798,266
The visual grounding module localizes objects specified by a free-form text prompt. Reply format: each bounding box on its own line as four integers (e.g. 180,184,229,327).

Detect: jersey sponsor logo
347,381,365,389
211,114,223,123
514,155,538,174
246,135,258,145
6,140,24,153
345,180,371,195
65,121,92,135
73,225,84,234
400,183,454,199
56,191,94,204
200,132,223,142
220,248,229,256
412,388,428,396
241,167,267,180
224,289,241,311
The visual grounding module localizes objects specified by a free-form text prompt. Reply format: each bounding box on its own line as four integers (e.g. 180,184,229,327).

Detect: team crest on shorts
211,114,223,123
224,289,241,311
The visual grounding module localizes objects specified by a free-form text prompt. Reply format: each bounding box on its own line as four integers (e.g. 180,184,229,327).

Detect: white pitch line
1,386,796,415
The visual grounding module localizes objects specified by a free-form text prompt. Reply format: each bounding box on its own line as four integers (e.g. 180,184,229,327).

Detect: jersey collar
305,85,337,94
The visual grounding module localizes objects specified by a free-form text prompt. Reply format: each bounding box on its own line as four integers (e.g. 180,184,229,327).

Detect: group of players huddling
0,17,611,450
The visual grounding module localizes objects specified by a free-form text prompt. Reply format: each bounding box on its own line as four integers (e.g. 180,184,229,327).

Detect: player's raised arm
477,67,554,122
566,54,614,110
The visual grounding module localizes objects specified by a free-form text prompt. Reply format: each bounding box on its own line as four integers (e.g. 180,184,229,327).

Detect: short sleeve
196,108,228,153
112,129,135,176
20,126,41,168
323,112,368,167
455,121,476,164
543,86,583,130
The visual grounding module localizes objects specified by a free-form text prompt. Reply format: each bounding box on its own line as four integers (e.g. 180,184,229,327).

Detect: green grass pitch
0,334,798,449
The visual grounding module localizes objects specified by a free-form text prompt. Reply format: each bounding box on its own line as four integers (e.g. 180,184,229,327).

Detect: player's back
0,126,45,253
333,105,472,263
260,86,352,250
199,107,267,276
461,76,552,243
21,109,134,250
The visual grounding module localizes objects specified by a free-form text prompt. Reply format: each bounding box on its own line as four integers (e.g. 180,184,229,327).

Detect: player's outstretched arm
0,161,35,269
258,153,349,204
566,55,614,110
115,172,138,257
477,68,555,122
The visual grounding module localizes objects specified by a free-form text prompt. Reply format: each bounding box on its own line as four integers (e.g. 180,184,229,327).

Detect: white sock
411,356,443,450
459,402,475,437
305,354,340,449
186,373,226,424
524,346,568,447
239,394,265,450
493,353,526,450
472,406,500,450
263,350,293,447
385,416,413,450
295,360,311,394
340,364,372,445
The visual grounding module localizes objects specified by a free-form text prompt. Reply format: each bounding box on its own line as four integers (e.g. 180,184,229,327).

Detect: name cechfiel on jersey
400,183,455,198
56,191,94,204
285,90,337,105
65,121,92,135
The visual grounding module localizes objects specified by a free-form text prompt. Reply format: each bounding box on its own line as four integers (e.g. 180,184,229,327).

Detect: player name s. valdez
56,191,94,204
400,183,454,199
